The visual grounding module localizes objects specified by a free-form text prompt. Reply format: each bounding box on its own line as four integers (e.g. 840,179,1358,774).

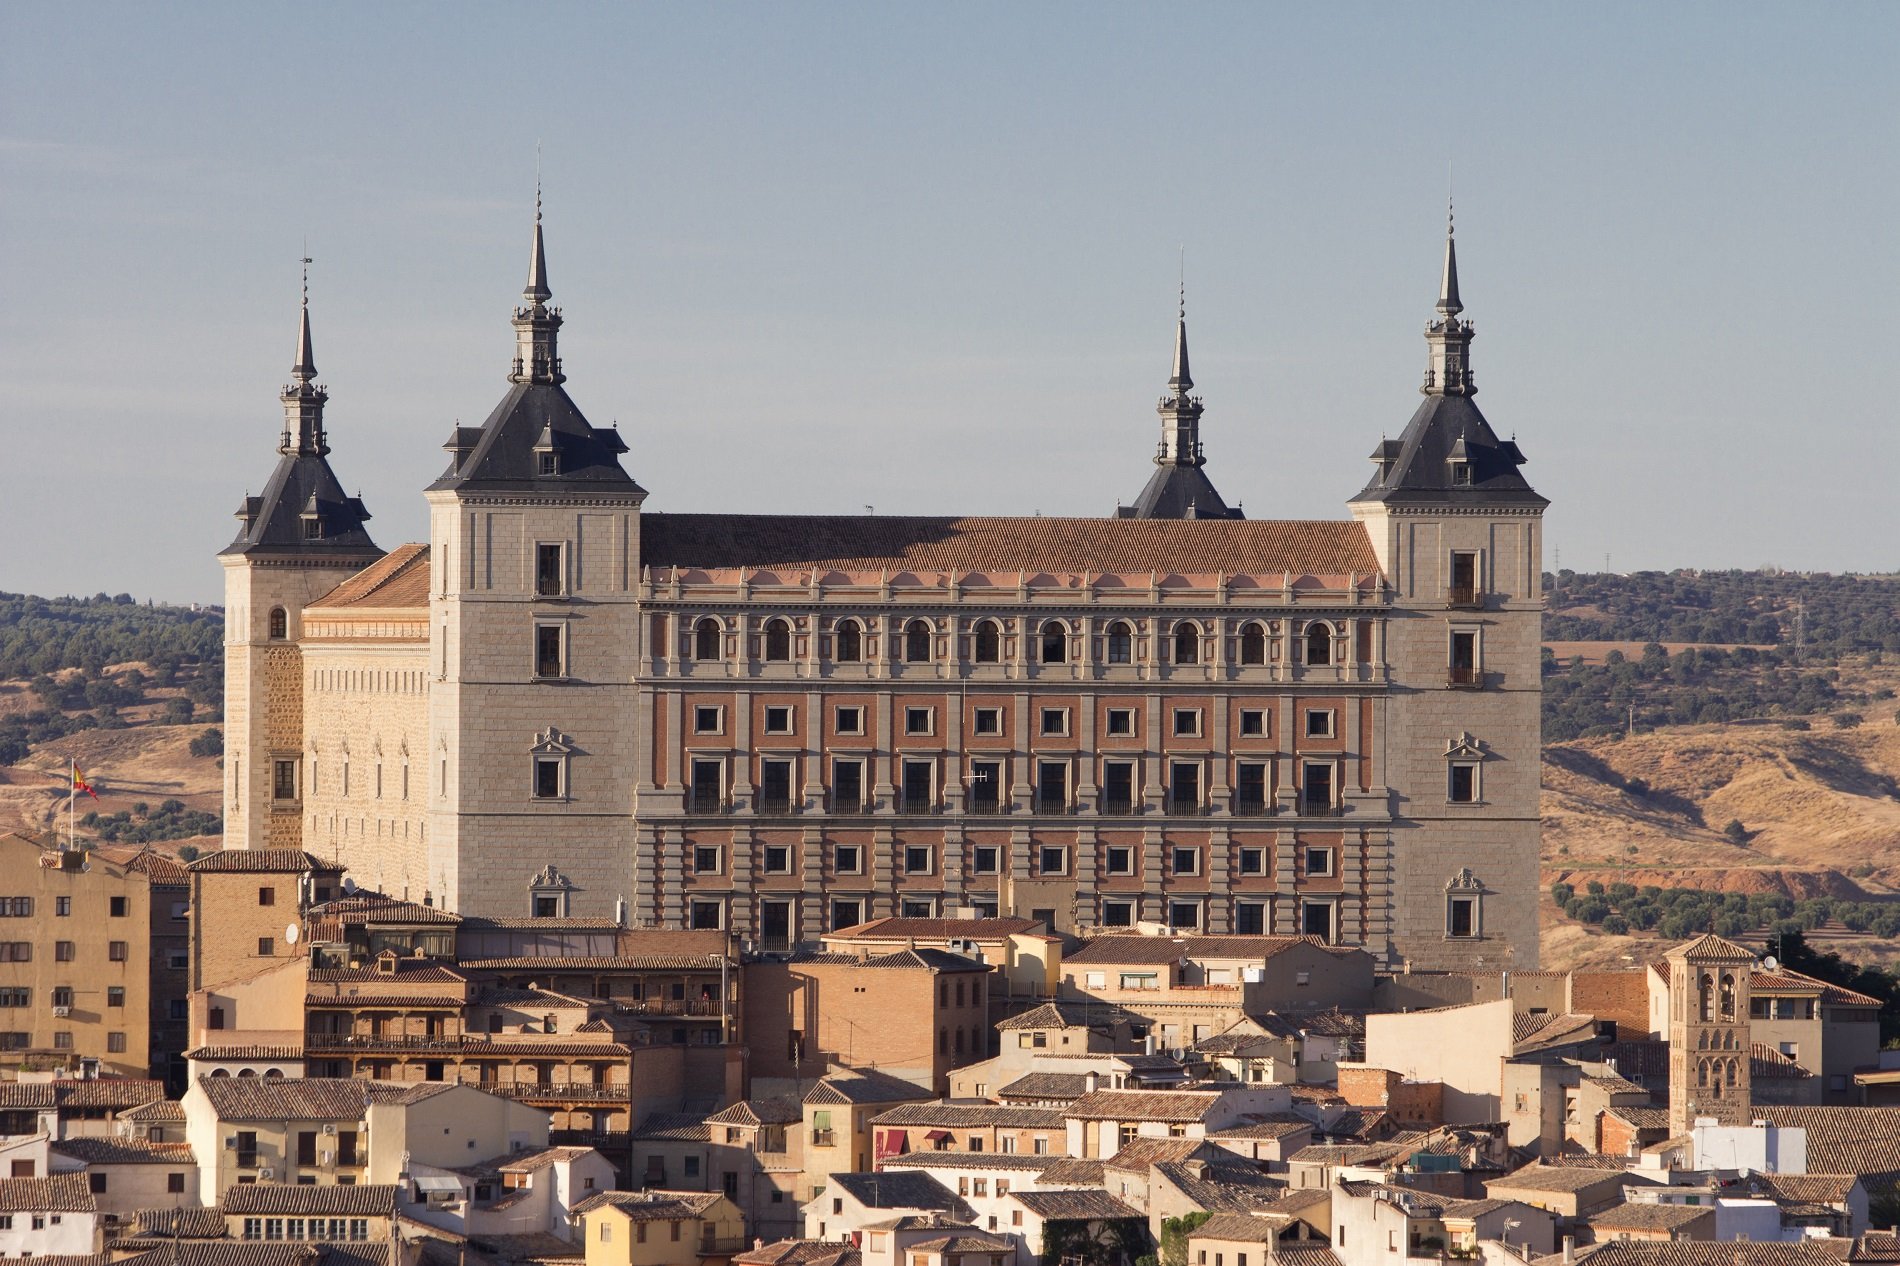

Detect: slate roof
639,514,1379,577
1351,393,1543,508
1066,935,1341,965
806,1069,933,1106
428,379,639,497
51,1138,194,1165
872,1103,1068,1129
1008,1190,1143,1222
224,1185,399,1215
222,443,380,562
829,1171,969,1214
1126,462,1241,522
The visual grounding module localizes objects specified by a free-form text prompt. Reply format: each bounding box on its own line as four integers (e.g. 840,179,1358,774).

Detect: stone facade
221,217,1544,972
1666,934,1757,1136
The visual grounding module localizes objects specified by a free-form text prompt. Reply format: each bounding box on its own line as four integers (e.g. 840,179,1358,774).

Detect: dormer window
302,516,322,540
538,451,559,477
1449,461,1471,486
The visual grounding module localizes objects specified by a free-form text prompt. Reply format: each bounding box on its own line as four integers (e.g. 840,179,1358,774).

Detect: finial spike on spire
292,254,316,381
523,152,552,306
1170,249,1192,392
1437,218,1463,318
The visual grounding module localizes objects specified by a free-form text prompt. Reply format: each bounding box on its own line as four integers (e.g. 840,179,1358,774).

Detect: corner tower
219,275,382,849
1347,212,1547,970
1118,293,1242,519
1665,934,1756,1136
423,203,646,916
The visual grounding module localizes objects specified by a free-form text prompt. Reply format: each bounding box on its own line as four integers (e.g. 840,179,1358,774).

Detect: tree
1723,819,1750,846
1156,1214,1211,1266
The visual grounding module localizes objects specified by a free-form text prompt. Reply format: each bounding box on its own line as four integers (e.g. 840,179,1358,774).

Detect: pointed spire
524,178,552,306
1169,285,1193,392
1437,198,1463,317
291,255,316,383
510,172,565,386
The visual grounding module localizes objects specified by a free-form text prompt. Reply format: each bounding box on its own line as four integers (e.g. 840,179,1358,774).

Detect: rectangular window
904,845,934,876
297,1131,317,1166
831,898,864,931
273,759,298,802
832,759,864,813
1449,550,1480,606
90,1171,107,1194
904,707,934,736
1105,707,1136,737
532,757,564,800
1104,845,1134,876
1102,761,1135,813
1304,709,1336,738
1168,762,1200,814
1448,895,1477,939
257,937,274,956
1237,846,1266,876
107,986,125,1008
1168,901,1200,930
689,900,723,931
1235,762,1269,816
835,705,865,735
972,707,1003,737
764,705,794,734
52,987,73,1009
534,624,565,678
833,845,863,878
1302,762,1335,814
1035,761,1068,813
55,941,76,962
1239,709,1268,737
762,844,794,874
1235,902,1267,935
690,759,723,813
1039,708,1069,737
1172,846,1201,876
902,760,934,813
1305,846,1334,877
1038,845,1068,876
1449,762,1479,803
693,705,723,734
535,543,565,597
1450,628,1481,686
53,1031,74,1050
168,1173,185,1194
55,897,69,918
1172,709,1202,737
969,760,1002,812
759,759,794,813
1301,901,1334,942
693,846,721,875
972,845,1001,875
110,895,128,917
256,887,273,908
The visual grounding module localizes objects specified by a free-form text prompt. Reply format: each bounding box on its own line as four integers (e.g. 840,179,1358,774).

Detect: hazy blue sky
2,3,1895,603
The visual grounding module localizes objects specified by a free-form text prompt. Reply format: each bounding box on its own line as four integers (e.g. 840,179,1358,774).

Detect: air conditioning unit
52,1006,71,1018
225,1137,238,1150
321,1124,336,1136
258,1168,274,1180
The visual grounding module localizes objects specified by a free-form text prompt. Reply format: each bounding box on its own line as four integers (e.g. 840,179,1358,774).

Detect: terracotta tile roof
196,1076,457,1120
640,514,1380,577
1515,1012,1605,1055
1066,1089,1221,1122
1587,1203,1714,1231
308,897,462,927
1103,1138,1219,1169
828,917,1043,941
122,1099,188,1123
706,1097,804,1128
1745,1173,1862,1205
122,850,191,885
459,955,725,971
998,1073,1089,1101
114,1245,327,1266
829,1172,969,1214
1189,1213,1295,1243
1008,1189,1144,1222
630,1112,713,1141
457,917,626,931
309,962,468,984
132,1207,230,1238
188,849,338,874
1154,1161,1286,1213
1666,934,1760,963
1752,968,1883,1008
1035,1158,1106,1185
734,1241,861,1266
46,1078,167,1110
873,1103,1067,1129
883,1153,1055,1172
308,544,432,610
51,1137,194,1165
1267,1248,1342,1266
0,1173,97,1212
224,1185,399,1215
0,1083,58,1109
1066,934,1343,966
806,1069,934,1106
1320,1108,1389,1140
1489,1164,1653,1194
575,1189,726,1220
1288,1142,1407,1167
1757,1108,1900,1190
1605,1106,1670,1131
187,1045,306,1061
1851,1232,1900,1262
996,1001,1138,1031
1208,1115,1316,1141
907,1233,1016,1254
1576,1245,1849,1266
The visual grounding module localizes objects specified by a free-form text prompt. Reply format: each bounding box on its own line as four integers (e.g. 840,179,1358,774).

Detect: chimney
1562,1236,1574,1265
1144,1034,1157,1056
1084,1072,1100,1093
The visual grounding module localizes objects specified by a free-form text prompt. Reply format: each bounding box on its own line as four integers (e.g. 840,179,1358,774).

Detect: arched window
1697,1060,1709,1088
1698,973,1715,1023
268,607,288,641
973,621,1001,664
1719,973,1735,1021
263,1067,283,1078
905,620,932,663
1106,622,1134,665
238,1068,256,1078
1173,622,1200,666
693,619,721,661
835,619,863,663
763,618,792,662
1039,622,1067,665
1305,622,1334,666
1239,622,1268,665
211,1068,230,1078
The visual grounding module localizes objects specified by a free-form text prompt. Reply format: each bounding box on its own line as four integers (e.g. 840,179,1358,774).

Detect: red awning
876,1128,909,1158
924,1129,953,1143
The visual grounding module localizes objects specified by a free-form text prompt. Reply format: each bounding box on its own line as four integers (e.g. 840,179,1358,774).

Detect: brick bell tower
1666,933,1757,1136
220,266,381,849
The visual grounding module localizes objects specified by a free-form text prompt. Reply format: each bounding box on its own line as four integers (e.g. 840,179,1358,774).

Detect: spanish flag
70,763,99,801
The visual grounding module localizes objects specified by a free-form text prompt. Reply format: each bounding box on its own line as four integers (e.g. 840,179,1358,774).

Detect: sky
1,3,1896,604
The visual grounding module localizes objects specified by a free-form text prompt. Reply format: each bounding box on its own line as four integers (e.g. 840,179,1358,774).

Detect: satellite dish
1762,955,1778,971
284,924,299,945
342,877,357,895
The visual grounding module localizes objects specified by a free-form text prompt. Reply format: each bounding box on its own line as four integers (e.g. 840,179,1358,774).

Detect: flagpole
67,758,75,853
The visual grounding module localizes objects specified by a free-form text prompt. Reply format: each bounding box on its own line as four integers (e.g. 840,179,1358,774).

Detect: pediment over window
530,727,575,756
530,864,573,892
1447,867,1484,892
1445,732,1485,760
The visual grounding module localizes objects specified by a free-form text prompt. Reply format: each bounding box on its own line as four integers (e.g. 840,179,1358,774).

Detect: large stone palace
220,209,1546,970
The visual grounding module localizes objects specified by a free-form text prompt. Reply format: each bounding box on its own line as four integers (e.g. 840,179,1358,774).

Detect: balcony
1298,797,1342,818
756,795,794,815
1032,796,1070,817
489,1083,632,1104
967,796,1003,816
1232,796,1271,818
1447,584,1484,610
619,998,723,1018
688,794,727,816
811,1130,836,1147
900,796,937,816
1164,798,1206,818
1446,665,1483,688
